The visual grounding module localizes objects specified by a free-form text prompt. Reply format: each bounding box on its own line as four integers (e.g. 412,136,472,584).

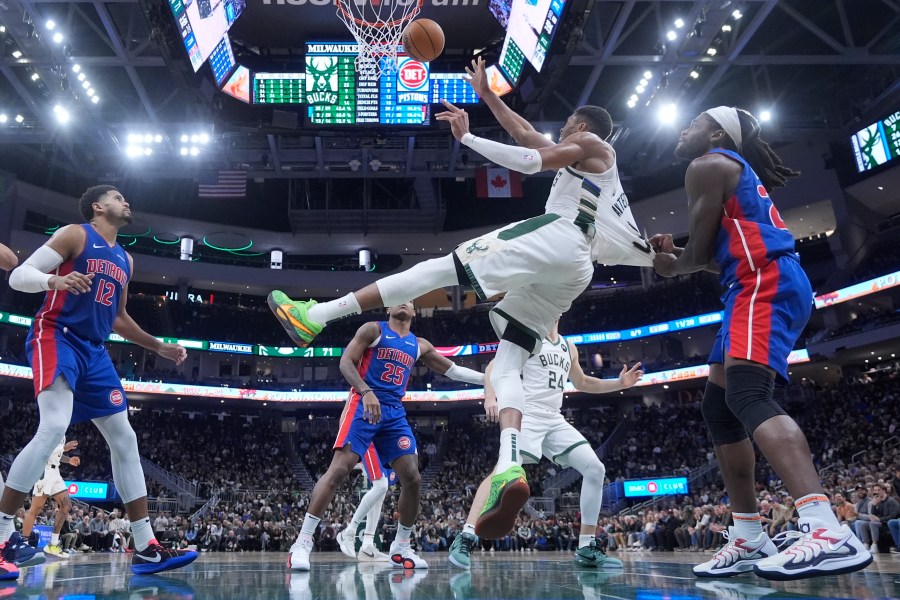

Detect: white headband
704,106,742,152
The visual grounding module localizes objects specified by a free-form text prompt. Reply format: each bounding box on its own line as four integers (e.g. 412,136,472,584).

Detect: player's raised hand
361,390,382,425
464,57,489,97
158,342,188,365
436,100,470,141
49,271,94,294
618,363,644,389
64,440,79,452
653,252,678,277
68,456,81,467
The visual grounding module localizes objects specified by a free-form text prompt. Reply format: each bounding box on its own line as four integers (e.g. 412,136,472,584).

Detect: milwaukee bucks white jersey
48,438,65,468
545,164,654,267
522,337,572,414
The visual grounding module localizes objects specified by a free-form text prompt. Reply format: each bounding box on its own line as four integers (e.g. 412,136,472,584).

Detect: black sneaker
131,543,198,575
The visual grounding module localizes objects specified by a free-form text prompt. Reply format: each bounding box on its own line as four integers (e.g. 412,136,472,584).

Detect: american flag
197,170,247,199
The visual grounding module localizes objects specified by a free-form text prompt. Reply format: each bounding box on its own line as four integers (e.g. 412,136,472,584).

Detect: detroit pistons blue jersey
710,149,797,287
34,224,131,343
355,322,419,407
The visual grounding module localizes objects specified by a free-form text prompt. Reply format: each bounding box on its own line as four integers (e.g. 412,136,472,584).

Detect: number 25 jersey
355,322,420,408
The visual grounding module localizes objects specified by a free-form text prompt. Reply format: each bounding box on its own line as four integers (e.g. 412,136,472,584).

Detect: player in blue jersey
0,242,17,582
652,107,871,580
288,301,484,571
2,185,197,576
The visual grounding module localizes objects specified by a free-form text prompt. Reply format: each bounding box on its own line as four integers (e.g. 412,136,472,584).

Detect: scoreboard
431,74,479,104
304,43,436,126
209,34,235,86
254,73,305,104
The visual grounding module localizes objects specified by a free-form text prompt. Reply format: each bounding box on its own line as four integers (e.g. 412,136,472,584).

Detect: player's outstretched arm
417,338,485,385
437,102,606,175
340,322,383,424
464,57,553,150
567,343,643,394
112,254,186,366
653,156,725,277
0,242,17,271
9,225,94,294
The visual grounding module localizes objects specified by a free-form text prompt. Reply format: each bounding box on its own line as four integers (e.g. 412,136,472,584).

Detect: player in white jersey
448,319,643,569
22,438,80,558
267,57,654,540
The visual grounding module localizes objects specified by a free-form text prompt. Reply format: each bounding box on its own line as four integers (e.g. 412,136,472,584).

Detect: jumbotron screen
495,0,568,83
851,108,900,173
167,0,246,72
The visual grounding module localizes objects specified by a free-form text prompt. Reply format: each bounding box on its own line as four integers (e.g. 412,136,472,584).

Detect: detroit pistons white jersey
545,164,654,267
522,337,572,414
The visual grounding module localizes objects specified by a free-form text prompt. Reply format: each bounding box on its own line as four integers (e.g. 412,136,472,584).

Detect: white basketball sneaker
693,527,778,577
337,526,357,559
358,543,390,562
388,541,428,569
287,536,313,571
753,519,872,581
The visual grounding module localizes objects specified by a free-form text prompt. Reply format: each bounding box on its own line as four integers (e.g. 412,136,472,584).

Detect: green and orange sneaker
475,465,529,540
267,290,324,348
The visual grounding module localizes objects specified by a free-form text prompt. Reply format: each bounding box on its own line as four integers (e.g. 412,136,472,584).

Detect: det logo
397,58,430,105
398,59,428,90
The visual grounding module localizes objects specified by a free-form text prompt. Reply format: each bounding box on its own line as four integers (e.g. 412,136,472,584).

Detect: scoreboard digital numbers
499,36,526,84
431,73,479,104
209,34,235,86
254,73,305,104
306,43,361,125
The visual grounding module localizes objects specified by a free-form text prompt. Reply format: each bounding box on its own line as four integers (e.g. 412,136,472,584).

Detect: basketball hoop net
335,0,423,80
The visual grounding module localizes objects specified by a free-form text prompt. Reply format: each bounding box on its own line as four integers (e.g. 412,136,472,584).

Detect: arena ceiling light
674,18,685,29
732,8,743,20
666,30,677,42
53,104,69,124
657,103,678,124
52,32,63,45
760,109,772,122
0,114,7,123
11,50,22,59
15,114,23,123
45,20,55,30
71,64,80,73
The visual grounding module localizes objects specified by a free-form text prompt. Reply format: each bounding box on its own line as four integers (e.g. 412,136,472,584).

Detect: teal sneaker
267,290,324,347
448,532,477,569
574,541,624,569
475,465,529,540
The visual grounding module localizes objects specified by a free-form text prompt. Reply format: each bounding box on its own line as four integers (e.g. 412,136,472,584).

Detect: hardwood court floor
7,549,900,599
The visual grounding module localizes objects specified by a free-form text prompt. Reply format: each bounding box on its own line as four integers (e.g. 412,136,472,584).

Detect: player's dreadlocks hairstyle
78,185,118,221
715,109,800,190
573,105,613,140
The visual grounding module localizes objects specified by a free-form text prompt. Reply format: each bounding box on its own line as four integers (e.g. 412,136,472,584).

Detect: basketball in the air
402,19,445,62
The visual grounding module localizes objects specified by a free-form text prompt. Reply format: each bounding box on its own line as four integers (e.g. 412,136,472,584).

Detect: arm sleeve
9,245,64,293
461,133,543,175
444,363,485,385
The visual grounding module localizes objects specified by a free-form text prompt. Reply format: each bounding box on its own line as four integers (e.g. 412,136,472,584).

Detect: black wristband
359,389,373,397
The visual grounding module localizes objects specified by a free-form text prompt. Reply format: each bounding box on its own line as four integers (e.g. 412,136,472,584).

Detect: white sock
732,513,764,539
307,293,361,325
396,523,413,545
300,514,321,542
795,494,841,528
463,523,476,536
496,428,521,472
51,532,60,546
364,498,383,538
0,512,14,543
362,533,375,546
132,517,155,551
579,534,595,549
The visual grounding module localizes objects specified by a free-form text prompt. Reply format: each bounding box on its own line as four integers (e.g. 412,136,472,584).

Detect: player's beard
122,212,134,224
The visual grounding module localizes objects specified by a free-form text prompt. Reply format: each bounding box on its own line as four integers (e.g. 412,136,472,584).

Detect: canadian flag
476,167,523,198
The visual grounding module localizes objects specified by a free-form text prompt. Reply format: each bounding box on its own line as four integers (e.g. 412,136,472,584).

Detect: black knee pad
501,324,536,354
701,381,748,445
725,365,786,436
